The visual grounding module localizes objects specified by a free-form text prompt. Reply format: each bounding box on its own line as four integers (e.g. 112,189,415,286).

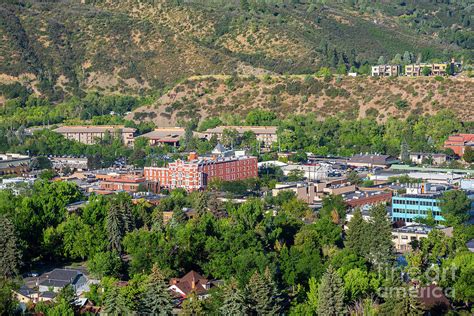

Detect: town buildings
391,183,446,223
408,152,448,165
348,154,399,168
53,125,136,146
144,152,258,191
405,63,448,76
199,126,278,148
391,225,452,252
443,133,474,157
0,153,31,175
140,127,186,147
371,64,401,77
51,156,88,171
97,174,153,193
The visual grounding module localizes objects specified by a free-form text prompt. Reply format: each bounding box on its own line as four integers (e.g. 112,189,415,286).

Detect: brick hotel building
144,153,258,191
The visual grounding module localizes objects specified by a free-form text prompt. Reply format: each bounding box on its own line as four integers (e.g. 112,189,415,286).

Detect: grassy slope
128,75,474,125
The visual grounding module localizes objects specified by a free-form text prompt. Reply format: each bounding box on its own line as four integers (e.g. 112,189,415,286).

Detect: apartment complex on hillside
199,126,278,148
140,127,186,147
371,65,401,77
53,125,136,146
405,63,448,76
144,152,258,191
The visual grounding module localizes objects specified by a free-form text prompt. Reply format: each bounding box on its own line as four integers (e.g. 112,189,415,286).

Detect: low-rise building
199,126,278,148
272,182,318,204
51,156,88,171
0,153,31,175
405,63,448,76
371,64,401,77
98,174,149,193
348,154,398,168
443,133,474,157
408,152,447,165
345,190,392,209
38,268,87,293
53,125,136,146
140,127,186,147
392,224,433,252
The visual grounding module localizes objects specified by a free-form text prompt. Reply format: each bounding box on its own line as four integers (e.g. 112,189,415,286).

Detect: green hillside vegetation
0,0,472,100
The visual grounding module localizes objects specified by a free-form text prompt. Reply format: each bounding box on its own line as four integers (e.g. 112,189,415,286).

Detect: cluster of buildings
371,60,461,77
443,133,474,157
52,125,279,148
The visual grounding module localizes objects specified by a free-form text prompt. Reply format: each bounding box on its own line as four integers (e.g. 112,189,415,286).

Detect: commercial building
443,133,474,157
391,225,452,252
371,65,401,77
272,182,318,204
408,152,447,165
144,152,258,191
140,127,186,147
0,153,31,176
391,183,447,223
348,154,399,168
405,63,448,76
199,126,278,148
53,125,136,146
345,190,393,209
51,157,88,171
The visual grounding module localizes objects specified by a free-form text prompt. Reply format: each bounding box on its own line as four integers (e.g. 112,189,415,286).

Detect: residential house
38,269,87,293
53,125,136,146
371,65,401,77
169,271,214,298
405,63,448,76
272,182,318,204
443,133,474,157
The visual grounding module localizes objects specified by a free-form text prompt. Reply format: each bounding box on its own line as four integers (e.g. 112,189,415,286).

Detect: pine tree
0,215,21,278
366,204,393,267
102,286,128,315
247,268,281,315
181,291,205,316
397,289,425,316
220,278,248,316
317,266,345,316
140,265,173,315
345,208,368,257
106,203,123,253
400,139,410,162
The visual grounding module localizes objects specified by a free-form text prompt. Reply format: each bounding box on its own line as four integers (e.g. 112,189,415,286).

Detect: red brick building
144,154,258,191
444,133,474,157
97,174,158,193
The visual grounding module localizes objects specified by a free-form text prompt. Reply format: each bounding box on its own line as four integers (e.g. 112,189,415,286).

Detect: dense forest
0,180,473,314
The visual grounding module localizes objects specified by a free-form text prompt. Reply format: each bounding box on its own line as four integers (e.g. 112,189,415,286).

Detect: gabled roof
39,268,83,288
169,270,209,296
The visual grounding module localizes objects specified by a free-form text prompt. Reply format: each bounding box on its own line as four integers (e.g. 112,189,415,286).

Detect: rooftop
53,125,136,133
203,126,277,134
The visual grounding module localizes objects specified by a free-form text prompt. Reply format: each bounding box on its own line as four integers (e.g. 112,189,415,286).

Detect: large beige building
53,125,136,146
371,64,401,77
199,126,278,148
405,63,448,76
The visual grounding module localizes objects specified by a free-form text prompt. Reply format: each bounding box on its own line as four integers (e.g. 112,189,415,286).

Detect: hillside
128,75,474,125
1,0,472,100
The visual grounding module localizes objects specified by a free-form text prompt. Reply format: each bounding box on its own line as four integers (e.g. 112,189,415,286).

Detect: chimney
191,275,196,289
188,152,198,161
